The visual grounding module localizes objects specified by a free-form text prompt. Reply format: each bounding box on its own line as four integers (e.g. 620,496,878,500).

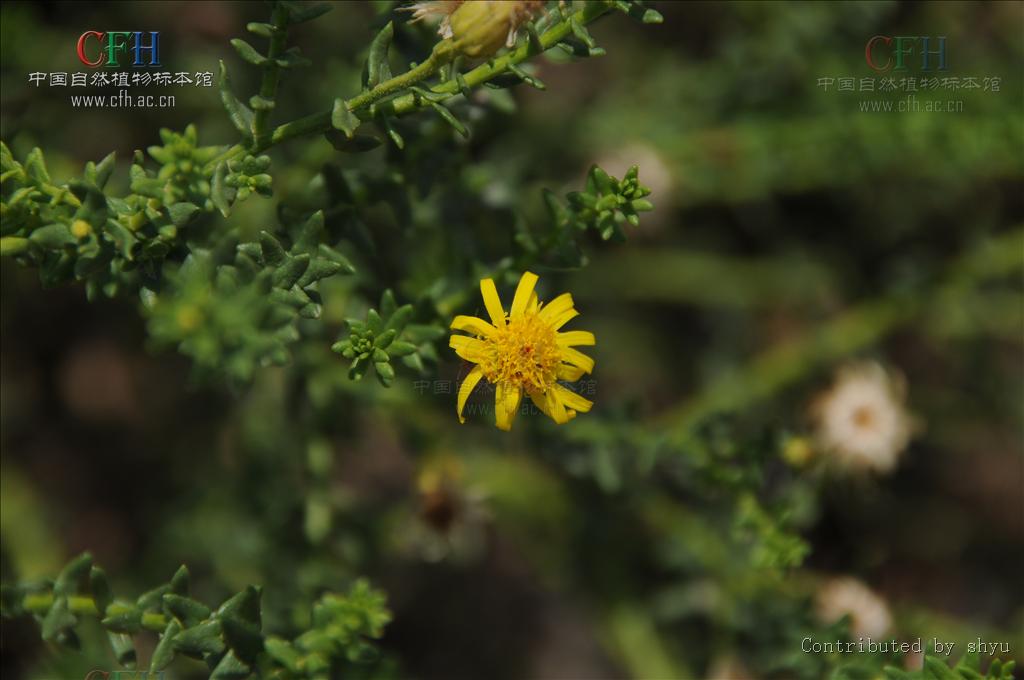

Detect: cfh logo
76,31,161,68
865,36,948,72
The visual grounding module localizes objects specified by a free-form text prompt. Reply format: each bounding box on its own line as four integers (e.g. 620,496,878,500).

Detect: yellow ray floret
449,271,595,431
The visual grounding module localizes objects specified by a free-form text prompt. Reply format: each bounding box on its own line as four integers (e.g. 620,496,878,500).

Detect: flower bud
71,219,93,239
447,1,543,59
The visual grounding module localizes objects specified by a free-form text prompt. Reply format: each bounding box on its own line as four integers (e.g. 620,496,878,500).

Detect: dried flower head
405,453,489,562
450,271,595,430
405,0,464,39
406,0,545,58
815,577,893,639
810,361,915,473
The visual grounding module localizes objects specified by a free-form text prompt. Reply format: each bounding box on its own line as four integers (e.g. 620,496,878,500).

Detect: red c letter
865,35,892,72
77,31,105,67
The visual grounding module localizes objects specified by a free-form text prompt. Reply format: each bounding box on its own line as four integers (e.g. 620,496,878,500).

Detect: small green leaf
259,231,287,266
150,620,182,672
219,61,255,139
388,341,416,357
264,637,301,672
249,95,275,110
365,22,394,89
507,63,545,89
212,162,233,217
375,361,395,386
276,48,312,69
55,553,93,595
318,245,355,273
380,117,404,149
167,202,200,227
374,329,397,349
41,597,75,640
163,594,211,626
89,567,113,615
216,586,261,626
324,130,382,153
29,224,75,249
86,151,117,189
384,305,413,334
246,22,275,38
172,620,225,657
366,309,384,334
273,254,310,289
331,99,361,138
108,632,136,667
230,38,267,65
380,290,397,319
136,584,170,611
210,650,251,680
297,259,344,288
24,148,50,184
429,102,469,137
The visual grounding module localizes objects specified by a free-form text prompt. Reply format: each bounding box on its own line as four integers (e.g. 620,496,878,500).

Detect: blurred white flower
815,576,893,639
810,361,914,473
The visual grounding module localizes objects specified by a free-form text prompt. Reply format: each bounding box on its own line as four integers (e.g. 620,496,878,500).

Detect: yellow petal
548,307,579,331
560,347,595,374
451,314,495,337
527,291,539,315
450,335,488,362
495,382,522,431
538,292,573,321
557,364,586,381
480,278,505,326
557,330,596,347
554,384,593,413
509,271,539,319
529,386,569,424
456,365,484,423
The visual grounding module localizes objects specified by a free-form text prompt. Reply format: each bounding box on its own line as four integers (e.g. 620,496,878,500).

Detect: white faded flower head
815,577,893,639
810,361,914,473
405,0,463,39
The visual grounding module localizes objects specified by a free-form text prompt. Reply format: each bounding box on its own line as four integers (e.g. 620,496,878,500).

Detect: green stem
266,42,453,150
252,4,291,148
263,2,613,151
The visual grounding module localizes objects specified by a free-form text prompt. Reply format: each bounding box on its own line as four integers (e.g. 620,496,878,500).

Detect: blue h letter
920,36,947,71
132,31,160,67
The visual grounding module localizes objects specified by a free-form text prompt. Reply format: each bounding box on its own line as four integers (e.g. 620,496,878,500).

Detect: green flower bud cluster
130,124,222,210
0,553,390,680
332,290,443,386
1,134,217,299
566,164,654,241
226,154,273,201
146,211,354,384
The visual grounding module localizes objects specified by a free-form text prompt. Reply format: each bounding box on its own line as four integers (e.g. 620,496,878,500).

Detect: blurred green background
1,1,1022,679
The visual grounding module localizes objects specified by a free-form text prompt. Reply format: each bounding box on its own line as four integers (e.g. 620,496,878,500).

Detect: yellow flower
450,271,595,431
